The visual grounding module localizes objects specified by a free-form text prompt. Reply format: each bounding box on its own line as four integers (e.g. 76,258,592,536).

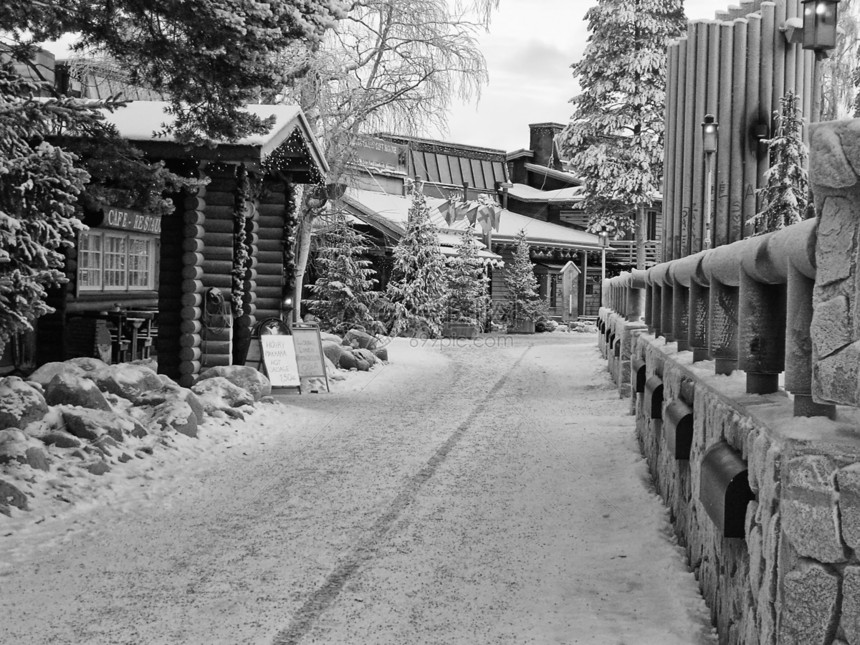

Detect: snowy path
0,334,716,644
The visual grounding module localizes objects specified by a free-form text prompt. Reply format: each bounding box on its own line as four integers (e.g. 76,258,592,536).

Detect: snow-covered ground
0,334,717,644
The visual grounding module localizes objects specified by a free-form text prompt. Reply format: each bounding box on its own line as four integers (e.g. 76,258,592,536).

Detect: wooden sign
560,261,581,323
291,323,330,393
260,335,301,389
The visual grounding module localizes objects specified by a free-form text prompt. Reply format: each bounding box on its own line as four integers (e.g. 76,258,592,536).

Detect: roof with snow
342,188,609,252
507,183,584,205
100,101,328,180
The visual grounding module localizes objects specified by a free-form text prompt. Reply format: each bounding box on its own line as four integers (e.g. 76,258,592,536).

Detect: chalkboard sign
260,335,301,389
291,323,330,393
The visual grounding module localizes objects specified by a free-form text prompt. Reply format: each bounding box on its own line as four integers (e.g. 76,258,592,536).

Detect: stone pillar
808,120,860,411
689,280,710,362
709,278,739,376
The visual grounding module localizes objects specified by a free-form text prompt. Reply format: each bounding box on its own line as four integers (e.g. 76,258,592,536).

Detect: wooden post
772,0,787,113
715,21,734,248
730,19,748,244
673,39,689,260
691,22,710,254
663,43,679,262
758,2,776,227
743,14,762,239
681,32,697,257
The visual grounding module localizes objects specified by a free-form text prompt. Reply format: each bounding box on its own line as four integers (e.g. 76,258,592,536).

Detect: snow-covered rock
319,332,344,344
87,364,163,403
27,361,86,387
196,365,271,401
0,478,28,514
147,401,198,438
58,406,147,442
343,329,378,350
191,377,254,415
43,372,112,411
352,348,378,366
372,347,389,362
0,377,49,430
0,429,51,471
135,382,204,424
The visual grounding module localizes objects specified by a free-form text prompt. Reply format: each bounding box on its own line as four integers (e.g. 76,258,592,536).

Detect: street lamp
598,225,609,286
802,0,840,51
702,114,718,251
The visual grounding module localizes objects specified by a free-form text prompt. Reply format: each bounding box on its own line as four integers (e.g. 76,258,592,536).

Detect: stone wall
629,332,860,645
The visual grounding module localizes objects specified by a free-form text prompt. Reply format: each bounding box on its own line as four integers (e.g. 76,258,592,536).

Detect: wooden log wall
255,182,288,322
197,164,237,371
156,188,190,382
661,0,815,261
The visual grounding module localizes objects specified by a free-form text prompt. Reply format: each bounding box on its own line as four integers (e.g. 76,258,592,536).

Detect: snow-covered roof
507,183,584,204
100,100,328,174
523,163,582,186
342,188,609,252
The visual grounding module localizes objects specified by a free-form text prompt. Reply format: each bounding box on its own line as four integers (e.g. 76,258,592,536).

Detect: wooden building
36,101,327,387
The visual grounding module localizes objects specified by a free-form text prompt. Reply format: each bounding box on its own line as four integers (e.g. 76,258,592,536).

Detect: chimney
528,122,565,170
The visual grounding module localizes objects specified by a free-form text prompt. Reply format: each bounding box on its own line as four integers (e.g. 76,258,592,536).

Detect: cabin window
78,231,156,292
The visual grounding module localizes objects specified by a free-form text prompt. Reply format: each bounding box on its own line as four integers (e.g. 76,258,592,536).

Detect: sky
434,0,723,152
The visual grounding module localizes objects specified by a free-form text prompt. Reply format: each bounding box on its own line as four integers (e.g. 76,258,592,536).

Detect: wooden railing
607,240,661,268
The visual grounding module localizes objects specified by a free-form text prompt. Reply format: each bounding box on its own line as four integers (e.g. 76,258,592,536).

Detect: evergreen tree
504,229,540,322
445,226,489,327
750,91,809,233
385,182,448,337
560,0,685,266
307,213,381,335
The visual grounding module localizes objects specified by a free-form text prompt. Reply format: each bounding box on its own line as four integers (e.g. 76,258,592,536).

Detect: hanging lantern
802,0,840,51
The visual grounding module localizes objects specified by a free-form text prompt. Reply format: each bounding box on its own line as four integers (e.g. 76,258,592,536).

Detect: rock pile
0,359,271,517
320,328,389,372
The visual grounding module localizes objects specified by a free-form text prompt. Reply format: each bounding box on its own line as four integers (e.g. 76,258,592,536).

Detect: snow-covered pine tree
750,91,809,233
445,225,489,327
504,229,540,323
385,183,448,337
560,0,685,267
307,213,381,335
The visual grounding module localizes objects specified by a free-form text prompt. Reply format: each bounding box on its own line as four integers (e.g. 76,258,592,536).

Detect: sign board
103,206,162,234
561,261,581,324
291,323,330,393
260,335,301,388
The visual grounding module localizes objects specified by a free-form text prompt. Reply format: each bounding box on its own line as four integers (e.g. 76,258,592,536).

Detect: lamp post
702,114,719,250
598,225,609,285
782,0,841,123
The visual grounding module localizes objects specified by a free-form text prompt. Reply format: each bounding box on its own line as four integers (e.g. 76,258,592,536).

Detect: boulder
343,329,378,350
148,400,198,438
0,377,49,430
352,348,378,365
59,406,147,442
322,341,358,369
323,355,346,381
67,357,111,373
86,461,111,476
0,429,50,470
135,383,205,424
319,332,344,344
44,372,112,411
197,365,271,401
87,364,163,403
355,358,372,371
0,478,29,513
372,347,389,362
191,377,254,413
28,361,86,388
39,430,82,449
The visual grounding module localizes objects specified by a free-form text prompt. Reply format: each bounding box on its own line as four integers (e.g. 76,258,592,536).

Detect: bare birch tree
277,0,499,321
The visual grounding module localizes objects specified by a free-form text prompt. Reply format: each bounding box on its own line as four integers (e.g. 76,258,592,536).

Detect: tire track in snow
271,343,533,645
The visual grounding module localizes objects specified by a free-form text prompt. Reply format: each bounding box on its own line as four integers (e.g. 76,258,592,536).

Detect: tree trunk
293,209,315,325
636,204,647,270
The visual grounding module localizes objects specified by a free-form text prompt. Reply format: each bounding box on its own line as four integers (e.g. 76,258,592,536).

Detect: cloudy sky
434,0,721,152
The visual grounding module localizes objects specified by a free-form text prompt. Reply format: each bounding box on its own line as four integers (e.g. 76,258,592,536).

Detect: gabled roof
100,101,328,178
342,188,609,252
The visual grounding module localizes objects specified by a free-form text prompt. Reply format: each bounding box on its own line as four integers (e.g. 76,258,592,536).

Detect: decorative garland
283,181,300,297
232,164,252,318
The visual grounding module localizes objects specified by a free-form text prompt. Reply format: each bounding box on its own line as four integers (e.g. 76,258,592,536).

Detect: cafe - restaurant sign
102,206,162,235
